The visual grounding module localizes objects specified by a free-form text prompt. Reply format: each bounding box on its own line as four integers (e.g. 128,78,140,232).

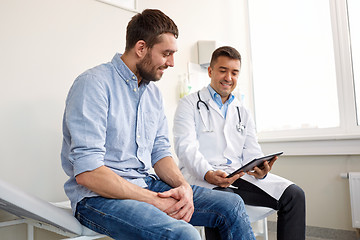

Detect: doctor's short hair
210,46,242,67
125,9,179,51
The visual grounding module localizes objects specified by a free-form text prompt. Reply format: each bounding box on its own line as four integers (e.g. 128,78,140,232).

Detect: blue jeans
75,176,255,240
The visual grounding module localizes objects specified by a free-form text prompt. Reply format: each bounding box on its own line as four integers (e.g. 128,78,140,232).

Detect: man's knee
216,191,247,221
173,223,201,240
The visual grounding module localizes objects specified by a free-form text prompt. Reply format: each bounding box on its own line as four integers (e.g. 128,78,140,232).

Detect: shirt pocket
144,113,157,141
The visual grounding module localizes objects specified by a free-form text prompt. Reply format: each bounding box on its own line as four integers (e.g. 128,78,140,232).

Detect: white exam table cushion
0,178,98,236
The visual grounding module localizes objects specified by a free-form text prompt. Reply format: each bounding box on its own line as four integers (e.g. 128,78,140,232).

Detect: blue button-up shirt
207,85,235,165
61,53,172,212
207,85,234,118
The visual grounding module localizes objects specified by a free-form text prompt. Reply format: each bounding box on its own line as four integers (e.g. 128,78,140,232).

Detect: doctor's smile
220,81,233,87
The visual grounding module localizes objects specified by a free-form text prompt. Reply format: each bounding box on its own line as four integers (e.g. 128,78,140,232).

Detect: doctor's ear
208,66,213,78
134,40,148,58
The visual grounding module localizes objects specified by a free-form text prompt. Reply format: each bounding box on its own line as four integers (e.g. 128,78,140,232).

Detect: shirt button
126,80,129,82
134,88,137,92
132,76,136,79
137,135,140,138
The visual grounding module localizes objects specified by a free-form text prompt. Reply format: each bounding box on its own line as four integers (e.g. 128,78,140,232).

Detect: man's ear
134,40,147,58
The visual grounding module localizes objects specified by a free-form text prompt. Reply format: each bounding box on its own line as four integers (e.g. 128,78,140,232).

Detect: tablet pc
226,152,283,178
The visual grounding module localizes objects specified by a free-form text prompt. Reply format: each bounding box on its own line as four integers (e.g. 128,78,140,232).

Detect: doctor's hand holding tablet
205,169,245,188
226,151,283,179
246,154,279,179
205,152,283,188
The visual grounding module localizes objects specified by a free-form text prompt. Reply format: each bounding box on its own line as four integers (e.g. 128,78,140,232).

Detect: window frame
245,0,360,155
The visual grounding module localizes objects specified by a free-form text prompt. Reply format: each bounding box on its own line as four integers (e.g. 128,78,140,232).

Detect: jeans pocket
144,175,158,187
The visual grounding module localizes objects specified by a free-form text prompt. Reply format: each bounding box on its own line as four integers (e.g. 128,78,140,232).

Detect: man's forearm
154,156,190,188
76,165,157,203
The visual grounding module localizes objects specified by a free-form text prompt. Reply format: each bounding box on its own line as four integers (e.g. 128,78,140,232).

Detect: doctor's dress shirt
207,85,234,118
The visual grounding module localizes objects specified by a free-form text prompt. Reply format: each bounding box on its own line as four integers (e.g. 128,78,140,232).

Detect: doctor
173,46,305,240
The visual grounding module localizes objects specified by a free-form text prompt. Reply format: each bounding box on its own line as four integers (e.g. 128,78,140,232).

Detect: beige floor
256,231,330,240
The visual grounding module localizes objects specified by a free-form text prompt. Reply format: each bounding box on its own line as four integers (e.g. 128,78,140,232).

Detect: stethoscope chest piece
236,122,245,133
236,106,245,134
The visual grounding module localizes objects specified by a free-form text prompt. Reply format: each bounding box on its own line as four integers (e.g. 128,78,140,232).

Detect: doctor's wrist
257,174,267,180
204,170,213,179
204,170,215,182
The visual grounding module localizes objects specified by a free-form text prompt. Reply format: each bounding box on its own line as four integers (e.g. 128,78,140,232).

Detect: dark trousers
205,178,306,240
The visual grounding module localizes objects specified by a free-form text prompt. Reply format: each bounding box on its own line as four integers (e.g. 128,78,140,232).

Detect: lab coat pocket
198,131,217,155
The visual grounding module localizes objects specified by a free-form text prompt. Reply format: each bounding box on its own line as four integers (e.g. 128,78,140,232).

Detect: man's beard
136,52,162,84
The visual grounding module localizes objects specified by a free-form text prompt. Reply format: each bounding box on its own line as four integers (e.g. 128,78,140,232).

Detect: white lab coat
173,87,292,200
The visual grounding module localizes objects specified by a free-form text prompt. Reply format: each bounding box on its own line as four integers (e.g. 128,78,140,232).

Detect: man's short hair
125,9,179,51
210,46,242,67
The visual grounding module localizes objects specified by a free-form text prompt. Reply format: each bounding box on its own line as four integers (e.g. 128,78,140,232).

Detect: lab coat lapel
199,87,223,118
226,99,241,124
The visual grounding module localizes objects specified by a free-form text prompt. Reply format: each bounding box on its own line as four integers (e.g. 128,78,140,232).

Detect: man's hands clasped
155,184,194,222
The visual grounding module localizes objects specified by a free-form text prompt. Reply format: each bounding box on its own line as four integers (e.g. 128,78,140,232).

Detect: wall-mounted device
197,40,221,68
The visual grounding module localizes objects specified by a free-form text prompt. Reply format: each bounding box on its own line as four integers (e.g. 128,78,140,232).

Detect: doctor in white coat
173,46,305,240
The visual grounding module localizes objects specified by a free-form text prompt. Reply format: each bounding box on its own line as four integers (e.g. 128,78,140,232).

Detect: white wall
268,155,360,231
0,0,359,239
0,0,133,238
0,0,134,202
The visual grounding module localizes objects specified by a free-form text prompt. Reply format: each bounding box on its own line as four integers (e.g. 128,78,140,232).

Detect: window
347,0,360,125
246,0,360,155
249,0,339,133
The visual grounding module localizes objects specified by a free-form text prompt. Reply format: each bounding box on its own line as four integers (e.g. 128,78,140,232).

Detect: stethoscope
197,91,245,134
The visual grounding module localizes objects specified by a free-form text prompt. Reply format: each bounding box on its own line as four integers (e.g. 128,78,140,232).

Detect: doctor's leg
232,178,306,240
276,184,306,240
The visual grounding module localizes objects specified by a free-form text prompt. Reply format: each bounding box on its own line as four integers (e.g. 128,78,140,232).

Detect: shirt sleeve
150,92,172,166
173,95,215,180
64,74,107,176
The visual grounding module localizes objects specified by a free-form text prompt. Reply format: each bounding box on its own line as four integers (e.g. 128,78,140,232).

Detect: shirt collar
207,84,234,107
111,53,138,84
